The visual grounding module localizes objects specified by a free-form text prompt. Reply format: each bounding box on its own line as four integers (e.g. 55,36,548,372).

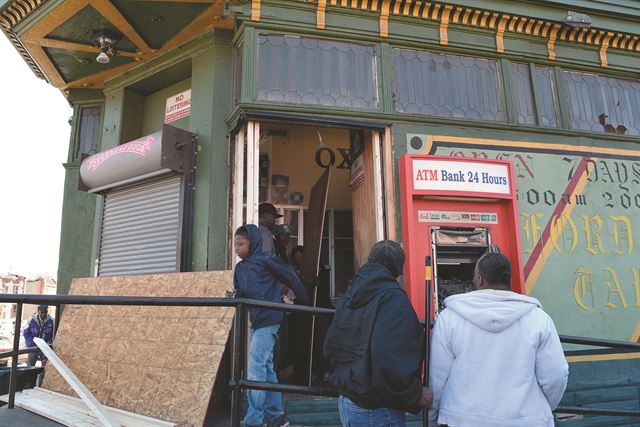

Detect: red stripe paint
523,156,591,279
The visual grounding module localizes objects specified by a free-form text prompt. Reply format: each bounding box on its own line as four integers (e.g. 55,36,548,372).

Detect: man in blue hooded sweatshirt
233,224,308,427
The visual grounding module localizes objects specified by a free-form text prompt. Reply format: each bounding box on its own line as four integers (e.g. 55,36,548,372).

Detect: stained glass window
257,34,378,109
564,70,640,135
394,48,503,121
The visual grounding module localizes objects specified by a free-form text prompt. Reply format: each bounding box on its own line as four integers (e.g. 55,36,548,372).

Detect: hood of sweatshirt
244,224,264,258
444,289,542,333
346,262,402,309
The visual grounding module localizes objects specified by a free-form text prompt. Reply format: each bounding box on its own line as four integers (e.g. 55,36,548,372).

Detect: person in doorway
258,202,282,253
291,245,304,275
273,224,291,265
324,240,433,426
23,304,54,366
233,224,308,427
428,252,568,427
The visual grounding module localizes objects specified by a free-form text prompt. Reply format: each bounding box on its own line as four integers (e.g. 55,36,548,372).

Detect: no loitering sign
164,89,191,124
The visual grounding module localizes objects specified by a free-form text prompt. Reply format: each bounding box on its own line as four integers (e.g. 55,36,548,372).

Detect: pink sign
87,136,154,172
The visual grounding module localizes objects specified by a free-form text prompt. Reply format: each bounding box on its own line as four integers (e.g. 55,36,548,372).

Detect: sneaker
267,413,290,427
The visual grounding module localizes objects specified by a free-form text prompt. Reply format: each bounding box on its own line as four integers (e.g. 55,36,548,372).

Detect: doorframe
230,120,394,267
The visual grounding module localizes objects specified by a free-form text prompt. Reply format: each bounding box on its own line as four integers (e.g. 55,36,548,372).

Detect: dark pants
27,350,44,367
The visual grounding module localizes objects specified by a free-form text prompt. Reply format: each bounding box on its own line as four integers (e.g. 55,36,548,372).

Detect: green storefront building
1,0,639,424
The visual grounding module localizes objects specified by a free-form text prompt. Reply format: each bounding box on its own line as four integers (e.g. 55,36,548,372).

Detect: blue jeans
244,324,284,426
338,396,406,427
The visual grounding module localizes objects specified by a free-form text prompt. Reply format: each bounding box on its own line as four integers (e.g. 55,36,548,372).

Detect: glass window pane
76,106,102,159
394,48,504,121
333,210,353,238
563,70,640,135
257,34,378,109
533,66,559,127
512,63,536,125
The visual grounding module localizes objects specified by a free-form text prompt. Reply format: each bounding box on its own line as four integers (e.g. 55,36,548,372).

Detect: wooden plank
300,168,331,278
1,391,100,426
351,132,378,269
371,131,384,242
21,388,176,427
91,0,152,53
22,43,66,87
160,2,234,52
34,338,122,427
383,127,397,241
233,129,245,265
246,122,256,225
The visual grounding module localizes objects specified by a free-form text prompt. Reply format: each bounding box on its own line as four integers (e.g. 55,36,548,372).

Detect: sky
0,34,72,278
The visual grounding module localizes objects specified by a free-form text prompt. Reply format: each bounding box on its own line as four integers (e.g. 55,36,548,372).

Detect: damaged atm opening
431,227,490,311
230,121,389,303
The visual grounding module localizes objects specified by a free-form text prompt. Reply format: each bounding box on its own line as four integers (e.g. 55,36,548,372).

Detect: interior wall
141,78,192,136
266,124,351,209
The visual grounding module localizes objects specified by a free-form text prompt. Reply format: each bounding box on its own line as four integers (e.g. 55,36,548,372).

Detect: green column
189,31,234,271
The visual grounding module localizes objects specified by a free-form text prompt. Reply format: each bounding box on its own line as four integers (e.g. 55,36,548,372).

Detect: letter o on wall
527,189,540,205
315,148,336,168
543,190,556,206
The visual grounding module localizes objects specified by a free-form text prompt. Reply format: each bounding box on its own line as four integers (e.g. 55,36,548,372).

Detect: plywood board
301,168,331,278
352,134,378,269
41,271,234,427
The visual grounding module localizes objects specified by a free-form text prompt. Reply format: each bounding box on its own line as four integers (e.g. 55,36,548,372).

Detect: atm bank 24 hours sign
413,159,510,194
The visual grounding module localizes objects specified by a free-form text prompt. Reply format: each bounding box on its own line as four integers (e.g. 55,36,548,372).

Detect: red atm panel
399,155,524,321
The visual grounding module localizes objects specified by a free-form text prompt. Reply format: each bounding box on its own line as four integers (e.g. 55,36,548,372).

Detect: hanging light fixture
92,30,120,64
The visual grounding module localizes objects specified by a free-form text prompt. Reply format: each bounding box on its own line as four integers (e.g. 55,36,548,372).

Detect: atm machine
399,155,524,320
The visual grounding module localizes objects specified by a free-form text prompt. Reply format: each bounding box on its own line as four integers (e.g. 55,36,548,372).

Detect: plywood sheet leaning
41,271,235,427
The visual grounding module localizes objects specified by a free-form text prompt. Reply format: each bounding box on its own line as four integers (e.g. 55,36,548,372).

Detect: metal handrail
0,293,638,424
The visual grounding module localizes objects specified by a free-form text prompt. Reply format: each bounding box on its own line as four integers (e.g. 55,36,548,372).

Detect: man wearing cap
258,202,283,253
324,240,432,425
24,304,54,366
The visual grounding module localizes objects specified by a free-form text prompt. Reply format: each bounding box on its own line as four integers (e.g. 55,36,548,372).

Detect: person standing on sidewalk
23,304,54,366
428,253,568,427
324,240,433,426
233,224,308,427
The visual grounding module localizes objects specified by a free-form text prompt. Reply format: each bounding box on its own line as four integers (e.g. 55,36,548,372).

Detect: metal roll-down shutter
97,175,183,276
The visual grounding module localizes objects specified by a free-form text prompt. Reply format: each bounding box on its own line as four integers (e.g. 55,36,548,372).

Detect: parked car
0,336,28,366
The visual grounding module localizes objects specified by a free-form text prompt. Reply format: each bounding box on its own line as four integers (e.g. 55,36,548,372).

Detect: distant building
0,275,56,326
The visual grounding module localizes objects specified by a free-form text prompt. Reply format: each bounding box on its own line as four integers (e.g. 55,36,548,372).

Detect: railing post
54,304,61,338
230,303,244,427
8,303,23,409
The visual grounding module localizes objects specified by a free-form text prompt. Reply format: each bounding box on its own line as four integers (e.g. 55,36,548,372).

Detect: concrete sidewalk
0,405,63,426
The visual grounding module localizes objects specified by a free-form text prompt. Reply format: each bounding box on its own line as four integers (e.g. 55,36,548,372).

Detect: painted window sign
407,134,640,343
86,135,155,172
165,89,191,124
412,159,510,194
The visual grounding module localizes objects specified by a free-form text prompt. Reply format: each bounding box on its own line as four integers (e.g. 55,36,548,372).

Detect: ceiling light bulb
96,51,110,64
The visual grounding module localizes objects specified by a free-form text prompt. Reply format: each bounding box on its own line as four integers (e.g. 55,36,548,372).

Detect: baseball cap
259,202,283,218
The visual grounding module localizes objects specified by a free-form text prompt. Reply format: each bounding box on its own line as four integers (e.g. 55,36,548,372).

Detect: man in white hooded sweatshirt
428,253,568,427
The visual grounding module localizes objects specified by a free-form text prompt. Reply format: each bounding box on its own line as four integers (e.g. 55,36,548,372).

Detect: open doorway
255,122,385,302
229,120,388,385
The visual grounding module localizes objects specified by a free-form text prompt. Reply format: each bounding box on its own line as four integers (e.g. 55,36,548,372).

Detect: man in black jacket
324,240,432,426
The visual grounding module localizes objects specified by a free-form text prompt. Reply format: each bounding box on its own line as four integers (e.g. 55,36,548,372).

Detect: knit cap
368,240,405,277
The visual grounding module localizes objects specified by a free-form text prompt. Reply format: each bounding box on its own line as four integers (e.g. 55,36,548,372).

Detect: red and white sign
350,154,365,191
412,159,510,194
164,89,191,124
